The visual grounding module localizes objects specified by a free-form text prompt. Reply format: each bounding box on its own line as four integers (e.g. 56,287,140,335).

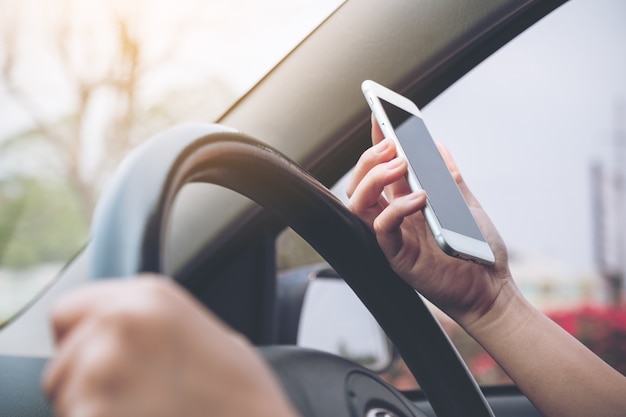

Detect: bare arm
464,280,626,417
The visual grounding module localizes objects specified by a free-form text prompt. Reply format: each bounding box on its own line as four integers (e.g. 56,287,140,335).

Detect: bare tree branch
1,0,217,216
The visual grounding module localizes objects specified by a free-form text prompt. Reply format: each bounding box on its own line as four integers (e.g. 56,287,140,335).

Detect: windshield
0,0,344,328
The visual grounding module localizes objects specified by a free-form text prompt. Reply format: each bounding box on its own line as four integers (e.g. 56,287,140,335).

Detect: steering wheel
90,124,494,417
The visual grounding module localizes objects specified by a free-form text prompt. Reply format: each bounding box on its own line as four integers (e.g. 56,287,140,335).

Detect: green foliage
0,176,89,268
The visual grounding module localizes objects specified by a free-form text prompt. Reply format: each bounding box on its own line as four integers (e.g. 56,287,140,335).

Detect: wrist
456,277,534,342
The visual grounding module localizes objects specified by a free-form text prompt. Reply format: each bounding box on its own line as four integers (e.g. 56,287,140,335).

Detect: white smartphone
361,80,495,265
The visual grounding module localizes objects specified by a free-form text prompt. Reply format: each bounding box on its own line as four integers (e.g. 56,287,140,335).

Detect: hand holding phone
361,80,494,265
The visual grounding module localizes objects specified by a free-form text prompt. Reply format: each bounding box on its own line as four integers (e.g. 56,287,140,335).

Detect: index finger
347,113,392,199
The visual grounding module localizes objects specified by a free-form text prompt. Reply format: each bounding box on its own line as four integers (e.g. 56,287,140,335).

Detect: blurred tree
0,0,234,217
0,0,239,261
0,0,236,271
1,0,143,215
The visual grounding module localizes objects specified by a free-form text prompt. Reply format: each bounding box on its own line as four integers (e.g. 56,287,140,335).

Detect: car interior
1,0,625,416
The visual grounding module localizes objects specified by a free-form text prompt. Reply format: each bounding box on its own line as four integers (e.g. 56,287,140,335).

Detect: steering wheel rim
90,123,494,417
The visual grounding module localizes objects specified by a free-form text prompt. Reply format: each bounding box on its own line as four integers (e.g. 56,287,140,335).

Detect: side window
276,0,626,388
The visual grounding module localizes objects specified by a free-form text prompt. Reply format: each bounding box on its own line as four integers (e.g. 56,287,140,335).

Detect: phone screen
380,98,485,241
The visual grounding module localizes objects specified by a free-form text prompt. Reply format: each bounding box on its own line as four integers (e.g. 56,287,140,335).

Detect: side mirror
277,264,393,372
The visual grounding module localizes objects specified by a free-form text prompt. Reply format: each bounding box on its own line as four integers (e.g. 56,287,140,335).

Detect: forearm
461,280,626,417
